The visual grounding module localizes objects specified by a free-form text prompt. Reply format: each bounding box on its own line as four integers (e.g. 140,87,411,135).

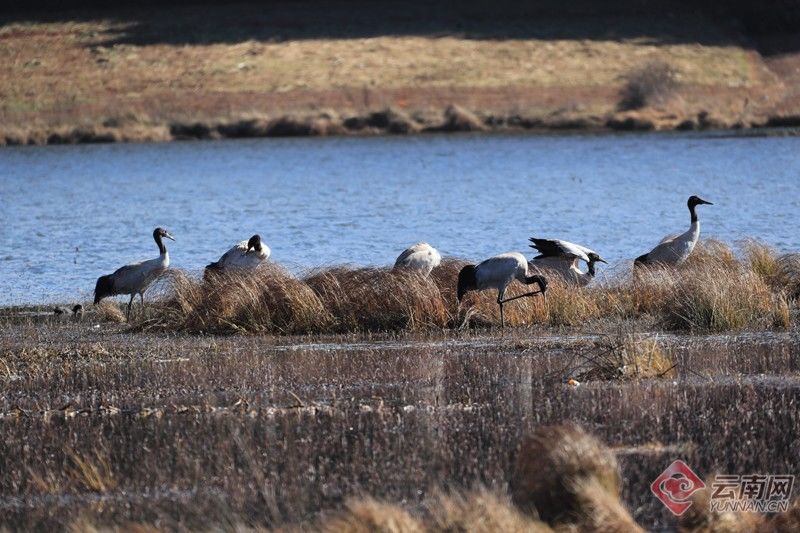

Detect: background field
2,0,800,143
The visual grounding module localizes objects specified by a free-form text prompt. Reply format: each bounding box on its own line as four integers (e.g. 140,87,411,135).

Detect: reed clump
575,334,676,381
155,265,330,334
630,240,791,332
321,498,424,533
305,266,449,332
510,423,644,532
424,490,551,532
511,424,621,522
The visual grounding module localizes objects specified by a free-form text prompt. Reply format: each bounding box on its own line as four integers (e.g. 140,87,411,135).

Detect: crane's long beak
597,258,608,264
700,199,713,205
165,232,176,241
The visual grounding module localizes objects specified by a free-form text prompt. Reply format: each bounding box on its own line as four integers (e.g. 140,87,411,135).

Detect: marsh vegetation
129,240,800,335
1,312,799,530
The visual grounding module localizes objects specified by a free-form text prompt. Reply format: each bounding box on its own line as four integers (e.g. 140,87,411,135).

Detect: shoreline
4,105,800,146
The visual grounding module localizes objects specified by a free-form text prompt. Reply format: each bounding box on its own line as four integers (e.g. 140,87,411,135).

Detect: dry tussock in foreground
138,240,800,335
317,423,800,533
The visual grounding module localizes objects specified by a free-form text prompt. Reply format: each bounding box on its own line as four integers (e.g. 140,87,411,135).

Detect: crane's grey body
94,228,174,320
394,242,442,275
528,238,606,287
635,196,713,267
206,234,270,274
457,252,548,327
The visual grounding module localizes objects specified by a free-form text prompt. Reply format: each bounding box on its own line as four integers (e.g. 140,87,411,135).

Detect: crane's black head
94,274,114,304
688,195,713,208
586,253,607,277
247,234,262,252
72,304,83,315
153,227,175,241
587,252,607,265
457,265,477,302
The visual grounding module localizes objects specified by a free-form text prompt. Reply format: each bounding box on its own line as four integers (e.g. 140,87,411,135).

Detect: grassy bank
114,240,800,335
2,1,800,145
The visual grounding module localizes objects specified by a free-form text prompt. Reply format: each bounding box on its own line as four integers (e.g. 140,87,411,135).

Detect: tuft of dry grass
305,266,449,333
630,240,790,332
90,301,126,323
321,498,424,533
65,450,118,493
776,253,800,301
154,265,330,334
575,334,676,381
661,263,778,332
678,475,766,533
743,240,781,284
424,489,552,532
510,423,624,524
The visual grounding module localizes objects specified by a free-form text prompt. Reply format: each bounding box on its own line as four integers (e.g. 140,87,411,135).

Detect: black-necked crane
205,234,270,275
635,195,713,267
393,242,442,275
528,238,607,287
457,252,548,327
94,227,175,320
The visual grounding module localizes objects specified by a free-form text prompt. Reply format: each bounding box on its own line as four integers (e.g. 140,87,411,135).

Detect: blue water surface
1,131,798,304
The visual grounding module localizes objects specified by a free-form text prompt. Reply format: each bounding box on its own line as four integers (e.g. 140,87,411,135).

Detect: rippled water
1,131,799,304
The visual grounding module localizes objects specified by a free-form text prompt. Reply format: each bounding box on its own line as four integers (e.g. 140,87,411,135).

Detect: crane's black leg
127,294,135,321
500,289,545,304
497,290,506,328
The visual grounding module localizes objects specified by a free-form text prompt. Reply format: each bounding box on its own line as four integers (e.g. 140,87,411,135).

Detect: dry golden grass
424,490,552,532
91,300,126,323
322,490,553,533
1,3,792,142
678,475,766,533
510,423,624,525
629,240,792,332
156,265,330,334
138,239,798,335
321,498,424,533
576,334,676,381
305,266,449,332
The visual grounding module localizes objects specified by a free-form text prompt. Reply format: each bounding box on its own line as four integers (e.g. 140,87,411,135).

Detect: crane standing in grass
635,195,713,267
457,252,548,327
528,238,607,287
393,242,442,275
94,227,175,320
205,234,270,276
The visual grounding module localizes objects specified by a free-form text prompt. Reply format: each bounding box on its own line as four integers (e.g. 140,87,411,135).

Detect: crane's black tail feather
94,275,114,304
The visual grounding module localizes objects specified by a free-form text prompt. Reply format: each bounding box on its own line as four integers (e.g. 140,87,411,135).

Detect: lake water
1,131,799,305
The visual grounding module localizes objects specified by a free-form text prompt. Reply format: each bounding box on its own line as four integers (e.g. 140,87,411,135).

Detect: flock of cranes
93,195,712,323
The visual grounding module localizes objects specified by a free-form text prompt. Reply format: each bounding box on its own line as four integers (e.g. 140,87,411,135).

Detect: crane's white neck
689,220,700,244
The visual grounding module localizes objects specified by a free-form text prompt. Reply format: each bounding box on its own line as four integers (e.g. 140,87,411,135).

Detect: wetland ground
1,314,798,531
